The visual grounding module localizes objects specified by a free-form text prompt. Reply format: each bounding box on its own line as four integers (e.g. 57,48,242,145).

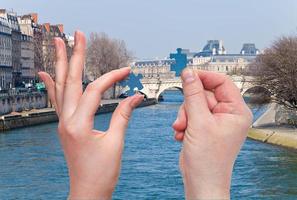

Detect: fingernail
182,69,195,83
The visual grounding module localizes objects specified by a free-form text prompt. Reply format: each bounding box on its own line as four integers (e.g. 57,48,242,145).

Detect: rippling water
0,91,297,199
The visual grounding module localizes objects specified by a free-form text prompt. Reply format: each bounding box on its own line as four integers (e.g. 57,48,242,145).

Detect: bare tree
33,28,56,79
86,32,132,81
251,36,297,110
42,35,56,78
33,28,44,77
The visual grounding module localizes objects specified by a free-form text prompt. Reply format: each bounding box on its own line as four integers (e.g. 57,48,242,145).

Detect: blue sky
2,0,297,59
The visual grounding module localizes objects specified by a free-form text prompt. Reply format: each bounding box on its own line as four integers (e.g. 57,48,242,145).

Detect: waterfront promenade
248,103,297,150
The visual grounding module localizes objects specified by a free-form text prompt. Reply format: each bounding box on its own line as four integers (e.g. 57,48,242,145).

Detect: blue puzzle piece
119,72,143,96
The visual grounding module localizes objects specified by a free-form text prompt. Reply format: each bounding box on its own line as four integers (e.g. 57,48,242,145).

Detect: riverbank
248,127,297,150
248,103,297,150
0,98,157,132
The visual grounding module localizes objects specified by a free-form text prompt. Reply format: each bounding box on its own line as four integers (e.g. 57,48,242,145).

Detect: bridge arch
242,85,271,104
119,87,149,99
242,85,270,96
156,85,183,101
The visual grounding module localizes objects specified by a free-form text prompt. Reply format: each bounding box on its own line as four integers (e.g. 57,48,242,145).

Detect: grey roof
240,43,259,55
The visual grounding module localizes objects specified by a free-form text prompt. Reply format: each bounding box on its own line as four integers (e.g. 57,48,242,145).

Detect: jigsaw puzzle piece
119,72,143,96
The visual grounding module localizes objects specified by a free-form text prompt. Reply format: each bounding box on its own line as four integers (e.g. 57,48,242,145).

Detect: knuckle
85,82,102,96
58,119,78,136
184,88,204,100
119,110,131,121
85,82,96,92
65,77,81,88
55,81,65,89
65,124,77,135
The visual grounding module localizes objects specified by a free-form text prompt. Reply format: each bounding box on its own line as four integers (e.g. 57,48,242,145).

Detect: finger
74,67,131,121
174,131,185,142
108,94,144,138
181,68,211,122
194,71,218,111
173,90,217,132
205,90,218,112
62,31,86,118
38,72,58,115
198,70,246,115
172,103,187,132
54,37,68,115
198,70,243,103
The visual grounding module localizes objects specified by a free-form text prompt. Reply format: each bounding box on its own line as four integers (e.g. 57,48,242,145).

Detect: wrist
183,170,231,200
184,180,230,200
68,181,114,200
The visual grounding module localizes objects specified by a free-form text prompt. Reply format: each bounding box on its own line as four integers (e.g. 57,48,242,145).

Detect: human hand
172,69,253,199
38,31,144,199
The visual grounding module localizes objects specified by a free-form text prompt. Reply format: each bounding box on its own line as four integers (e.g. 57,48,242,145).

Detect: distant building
0,16,12,89
190,41,258,74
240,43,259,55
132,59,176,79
0,9,73,89
0,9,22,87
17,13,36,37
18,14,36,83
133,40,259,77
195,40,227,57
20,34,34,83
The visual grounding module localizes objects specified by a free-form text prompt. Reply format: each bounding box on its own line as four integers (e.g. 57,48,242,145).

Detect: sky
2,0,297,59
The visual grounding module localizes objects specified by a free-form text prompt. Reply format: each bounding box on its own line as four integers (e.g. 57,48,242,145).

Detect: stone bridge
138,75,255,99
121,65,258,100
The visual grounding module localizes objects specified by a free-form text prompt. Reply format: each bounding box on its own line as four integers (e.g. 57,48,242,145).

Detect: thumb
172,103,187,132
108,94,144,138
181,69,211,122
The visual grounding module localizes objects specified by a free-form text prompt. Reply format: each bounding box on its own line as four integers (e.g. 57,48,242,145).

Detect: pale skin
38,31,144,199
39,30,252,200
172,69,253,199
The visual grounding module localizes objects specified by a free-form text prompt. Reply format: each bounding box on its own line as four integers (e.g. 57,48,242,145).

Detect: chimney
30,13,38,24
43,23,50,32
57,24,64,33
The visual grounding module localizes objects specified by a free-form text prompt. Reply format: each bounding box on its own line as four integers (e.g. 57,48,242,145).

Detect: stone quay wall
0,91,48,115
0,98,157,132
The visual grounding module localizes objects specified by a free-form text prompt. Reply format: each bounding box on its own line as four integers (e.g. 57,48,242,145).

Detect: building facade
18,14,36,83
133,40,259,77
20,34,34,83
0,10,22,87
0,16,12,90
133,59,176,79
189,41,259,75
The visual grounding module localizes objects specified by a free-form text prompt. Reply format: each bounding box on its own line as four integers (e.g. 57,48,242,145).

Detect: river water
0,91,297,199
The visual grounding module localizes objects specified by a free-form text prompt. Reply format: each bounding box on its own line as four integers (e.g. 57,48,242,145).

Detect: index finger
197,70,243,103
